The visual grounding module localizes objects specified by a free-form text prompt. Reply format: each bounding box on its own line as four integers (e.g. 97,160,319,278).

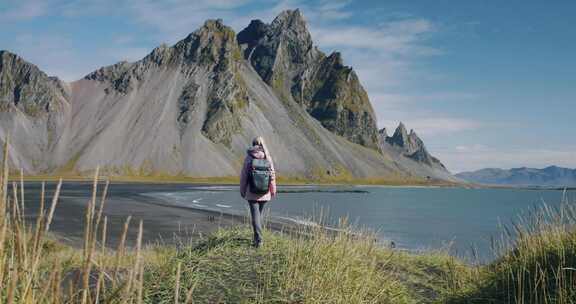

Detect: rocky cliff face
0,50,69,172
85,20,249,147
237,9,379,150
379,122,448,174
172,20,249,146
0,11,454,182
0,50,67,116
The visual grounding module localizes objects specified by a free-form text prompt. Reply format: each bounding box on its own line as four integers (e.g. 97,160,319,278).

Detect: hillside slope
0,10,455,182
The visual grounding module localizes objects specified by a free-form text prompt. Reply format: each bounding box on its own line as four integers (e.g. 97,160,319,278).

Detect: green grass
1,139,576,303
3,172,576,303
444,199,576,304
137,226,465,304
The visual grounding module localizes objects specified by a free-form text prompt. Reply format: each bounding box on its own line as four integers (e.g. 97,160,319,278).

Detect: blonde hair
252,136,272,161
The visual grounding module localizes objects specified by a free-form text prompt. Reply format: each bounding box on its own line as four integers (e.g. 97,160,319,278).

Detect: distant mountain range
455,166,576,187
0,9,455,182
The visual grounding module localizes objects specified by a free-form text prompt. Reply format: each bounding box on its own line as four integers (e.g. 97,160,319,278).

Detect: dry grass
139,224,461,304
2,135,574,303
0,138,148,303
446,192,576,304
0,137,460,303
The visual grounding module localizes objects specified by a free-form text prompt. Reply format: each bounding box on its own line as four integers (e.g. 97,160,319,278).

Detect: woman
240,136,277,248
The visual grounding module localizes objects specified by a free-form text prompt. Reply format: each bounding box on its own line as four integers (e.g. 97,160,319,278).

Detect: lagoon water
144,185,572,261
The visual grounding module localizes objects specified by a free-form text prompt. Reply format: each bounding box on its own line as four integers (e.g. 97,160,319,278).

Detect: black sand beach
17,181,253,248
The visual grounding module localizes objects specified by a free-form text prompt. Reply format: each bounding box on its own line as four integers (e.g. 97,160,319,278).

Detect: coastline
18,179,570,253
19,181,318,249
14,173,465,188
15,174,569,191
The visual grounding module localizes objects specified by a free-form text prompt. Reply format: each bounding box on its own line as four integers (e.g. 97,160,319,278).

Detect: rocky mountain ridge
237,10,379,149
381,122,446,169
0,10,454,182
378,123,447,177
0,50,68,115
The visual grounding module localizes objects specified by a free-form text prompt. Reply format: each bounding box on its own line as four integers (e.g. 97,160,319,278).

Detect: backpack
249,158,272,194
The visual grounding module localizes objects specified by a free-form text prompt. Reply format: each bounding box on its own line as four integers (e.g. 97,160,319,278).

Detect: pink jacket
240,146,277,201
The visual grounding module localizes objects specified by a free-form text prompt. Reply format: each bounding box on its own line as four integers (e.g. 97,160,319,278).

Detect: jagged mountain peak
325,52,345,68
0,50,66,115
383,122,446,169
238,9,311,47
200,18,227,30
271,9,307,31
388,122,409,146
0,50,33,66
388,123,428,151
173,19,240,66
0,50,68,95
397,121,408,134
408,129,422,143
237,20,267,49
238,10,380,150
85,18,242,94
1,50,40,73
378,127,388,137
0,50,18,61
237,9,318,75
178,19,236,47
0,12,455,182
388,122,423,152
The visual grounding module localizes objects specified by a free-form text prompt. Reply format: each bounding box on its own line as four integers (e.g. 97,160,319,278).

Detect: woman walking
240,136,277,248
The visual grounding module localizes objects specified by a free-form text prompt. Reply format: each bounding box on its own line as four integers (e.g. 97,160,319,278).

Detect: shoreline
17,180,571,254
13,176,569,191
12,174,465,188
19,181,322,250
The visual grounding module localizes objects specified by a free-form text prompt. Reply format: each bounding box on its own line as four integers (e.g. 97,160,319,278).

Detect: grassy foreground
0,144,575,302
0,170,464,303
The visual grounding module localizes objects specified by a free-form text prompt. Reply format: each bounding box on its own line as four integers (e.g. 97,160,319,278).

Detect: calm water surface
144,185,572,260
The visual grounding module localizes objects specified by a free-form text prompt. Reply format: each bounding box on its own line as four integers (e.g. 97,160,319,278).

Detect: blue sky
1,0,574,172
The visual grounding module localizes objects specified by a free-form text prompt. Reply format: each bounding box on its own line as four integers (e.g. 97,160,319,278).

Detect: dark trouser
248,200,266,246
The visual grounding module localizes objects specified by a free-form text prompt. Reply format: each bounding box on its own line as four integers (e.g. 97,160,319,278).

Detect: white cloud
3,0,479,136
314,0,352,20
378,115,483,137
5,0,566,174
124,0,356,43
369,91,483,138
301,9,471,149
311,19,439,55
395,118,483,136
371,92,478,108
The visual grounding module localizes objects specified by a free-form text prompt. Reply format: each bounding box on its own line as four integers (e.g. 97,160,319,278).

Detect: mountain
0,50,70,173
455,166,576,187
0,10,454,182
378,123,449,179
237,10,379,149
